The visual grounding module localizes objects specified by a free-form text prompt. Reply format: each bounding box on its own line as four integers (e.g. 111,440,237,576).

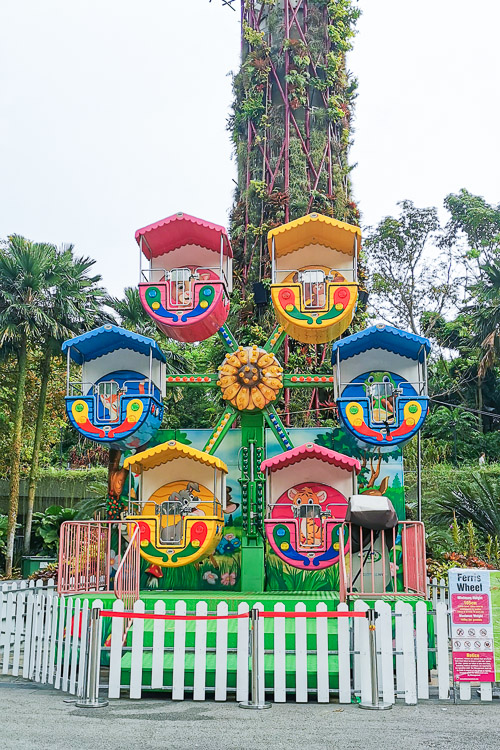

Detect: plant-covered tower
230,0,361,286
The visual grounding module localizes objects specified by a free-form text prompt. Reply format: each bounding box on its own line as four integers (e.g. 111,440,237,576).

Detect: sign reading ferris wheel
449,568,500,683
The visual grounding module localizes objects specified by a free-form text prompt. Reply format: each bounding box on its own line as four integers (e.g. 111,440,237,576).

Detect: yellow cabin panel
126,479,224,568
270,281,358,344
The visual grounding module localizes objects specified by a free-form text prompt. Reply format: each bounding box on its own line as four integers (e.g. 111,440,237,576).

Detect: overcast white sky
1,1,499,297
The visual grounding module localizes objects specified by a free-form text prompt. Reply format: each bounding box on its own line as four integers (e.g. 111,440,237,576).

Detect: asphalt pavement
1,676,498,750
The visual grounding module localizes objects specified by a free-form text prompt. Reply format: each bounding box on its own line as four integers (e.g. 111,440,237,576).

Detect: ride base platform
74,591,429,694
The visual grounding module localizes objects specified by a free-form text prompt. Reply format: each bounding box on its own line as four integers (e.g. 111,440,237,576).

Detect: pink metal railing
58,520,139,608
114,525,141,612
338,521,426,601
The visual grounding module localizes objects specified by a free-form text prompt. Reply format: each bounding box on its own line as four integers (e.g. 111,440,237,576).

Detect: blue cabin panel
337,370,428,450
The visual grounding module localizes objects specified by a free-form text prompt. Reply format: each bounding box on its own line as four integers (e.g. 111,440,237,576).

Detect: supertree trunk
230,0,361,287
228,1,362,425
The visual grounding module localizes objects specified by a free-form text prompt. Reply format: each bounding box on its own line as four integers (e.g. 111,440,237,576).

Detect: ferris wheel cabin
262,443,360,571
124,441,228,568
137,212,233,343
332,325,431,450
267,213,360,345
62,325,165,450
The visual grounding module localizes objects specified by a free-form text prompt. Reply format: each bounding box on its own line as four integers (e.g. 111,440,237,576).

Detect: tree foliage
365,200,455,335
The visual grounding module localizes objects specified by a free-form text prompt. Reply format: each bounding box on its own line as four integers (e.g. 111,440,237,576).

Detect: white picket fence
103,598,455,704
0,580,97,696
427,577,449,606
0,580,497,704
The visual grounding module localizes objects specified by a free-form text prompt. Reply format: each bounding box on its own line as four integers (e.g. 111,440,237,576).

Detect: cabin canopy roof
61,325,166,365
135,212,232,260
331,325,431,365
123,440,228,474
267,213,361,259
260,442,360,475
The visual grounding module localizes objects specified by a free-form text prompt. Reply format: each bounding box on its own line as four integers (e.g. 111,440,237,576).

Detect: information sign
449,568,497,682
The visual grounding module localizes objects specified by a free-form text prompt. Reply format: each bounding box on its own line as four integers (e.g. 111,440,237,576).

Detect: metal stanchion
239,608,271,710
359,609,391,711
63,616,89,705
76,607,109,709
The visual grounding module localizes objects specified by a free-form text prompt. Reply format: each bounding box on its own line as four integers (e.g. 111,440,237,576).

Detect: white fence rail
427,576,449,606
0,583,497,704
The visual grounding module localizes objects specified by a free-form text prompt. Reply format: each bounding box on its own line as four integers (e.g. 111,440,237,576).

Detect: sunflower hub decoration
217,345,283,411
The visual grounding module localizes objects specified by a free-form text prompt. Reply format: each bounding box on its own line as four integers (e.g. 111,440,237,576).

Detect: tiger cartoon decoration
262,443,360,570
288,486,327,547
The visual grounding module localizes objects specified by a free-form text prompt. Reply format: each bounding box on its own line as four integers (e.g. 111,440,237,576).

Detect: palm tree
23,247,108,554
430,473,500,540
111,286,156,336
111,285,190,372
0,236,59,575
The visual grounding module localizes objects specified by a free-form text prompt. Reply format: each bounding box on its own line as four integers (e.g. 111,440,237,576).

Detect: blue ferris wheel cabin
331,325,431,450
62,325,166,450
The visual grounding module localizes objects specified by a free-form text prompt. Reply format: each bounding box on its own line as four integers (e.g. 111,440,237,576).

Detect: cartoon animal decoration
167,482,205,515
99,389,120,422
361,476,390,497
364,372,397,424
288,486,328,547
158,482,205,544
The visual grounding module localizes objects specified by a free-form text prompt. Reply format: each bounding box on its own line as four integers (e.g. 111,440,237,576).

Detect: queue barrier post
239,608,271,710
359,608,391,711
75,607,109,709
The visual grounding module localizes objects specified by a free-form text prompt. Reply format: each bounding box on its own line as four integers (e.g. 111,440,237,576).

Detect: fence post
75,606,108,709
359,609,392,711
239,608,271,710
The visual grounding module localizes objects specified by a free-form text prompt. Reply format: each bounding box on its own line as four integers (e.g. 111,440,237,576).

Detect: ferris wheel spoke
264,324,286,354
218,324,239,353
203,407,238,454
264,405,294,452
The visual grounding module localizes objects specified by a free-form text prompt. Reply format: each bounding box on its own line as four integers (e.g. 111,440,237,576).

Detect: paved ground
1,677,498,750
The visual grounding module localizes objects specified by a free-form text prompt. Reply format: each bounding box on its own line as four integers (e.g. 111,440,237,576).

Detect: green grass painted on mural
265,553,340,592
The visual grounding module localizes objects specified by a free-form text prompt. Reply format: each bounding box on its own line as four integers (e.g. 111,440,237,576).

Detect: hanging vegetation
229,0,361,287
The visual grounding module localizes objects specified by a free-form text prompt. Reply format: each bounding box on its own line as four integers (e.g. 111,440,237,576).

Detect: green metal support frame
163,324,335,591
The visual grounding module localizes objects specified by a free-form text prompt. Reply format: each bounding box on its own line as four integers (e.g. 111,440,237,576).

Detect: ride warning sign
449,568,498,682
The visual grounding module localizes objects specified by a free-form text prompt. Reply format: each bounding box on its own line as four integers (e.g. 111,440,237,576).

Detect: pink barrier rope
99,609,368,622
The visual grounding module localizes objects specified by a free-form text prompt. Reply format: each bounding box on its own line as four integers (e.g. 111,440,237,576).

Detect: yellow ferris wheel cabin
268,213,361,345
124,440,228,568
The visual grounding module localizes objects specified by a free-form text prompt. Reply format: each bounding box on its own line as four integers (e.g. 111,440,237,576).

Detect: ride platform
73,590,430,695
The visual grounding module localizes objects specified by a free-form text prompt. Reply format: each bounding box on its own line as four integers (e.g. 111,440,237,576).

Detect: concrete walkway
1,677,498,750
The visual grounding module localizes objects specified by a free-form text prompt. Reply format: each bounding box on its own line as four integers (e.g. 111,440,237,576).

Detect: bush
32,505,78,554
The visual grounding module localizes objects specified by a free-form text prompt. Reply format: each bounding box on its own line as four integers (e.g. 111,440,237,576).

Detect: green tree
364,200,455,335
438,191,500,419
0,237,58,575
111,286,156,336
471,261,500,379
423,405,479,463
23,248,107,554
444,189,500,283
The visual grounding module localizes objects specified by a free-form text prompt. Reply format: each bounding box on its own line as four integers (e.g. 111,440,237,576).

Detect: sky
1,0,499,297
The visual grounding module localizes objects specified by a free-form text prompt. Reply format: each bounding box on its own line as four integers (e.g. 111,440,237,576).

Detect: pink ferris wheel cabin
136,212,233,343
